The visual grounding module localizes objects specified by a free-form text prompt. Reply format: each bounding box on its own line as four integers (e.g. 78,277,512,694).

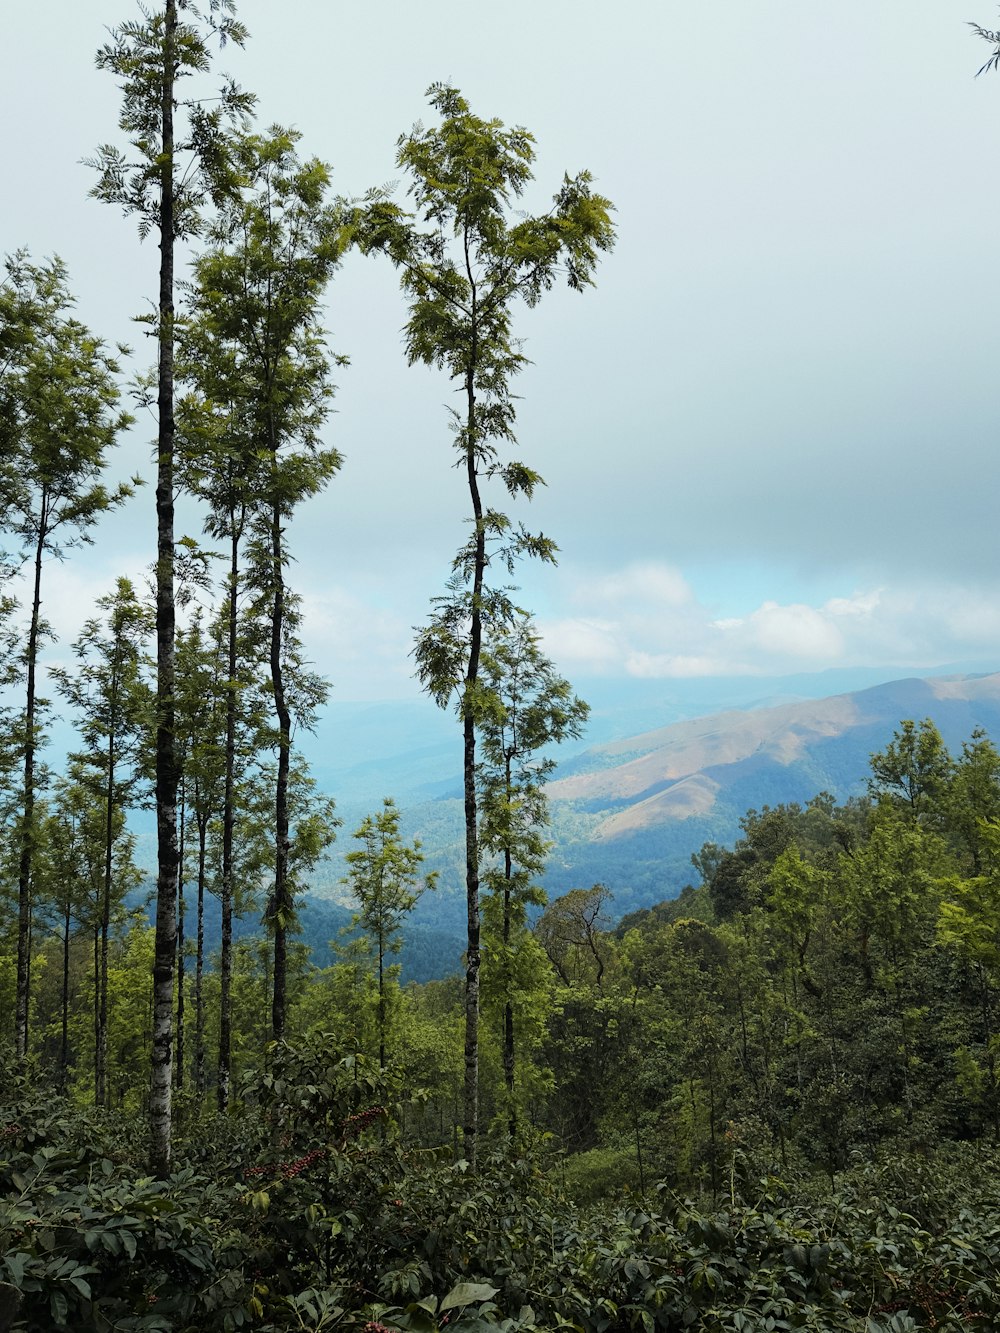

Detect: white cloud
940,598,1000,646
824,590,881,618
9,557,151,667
15,551,1000,708
743,601,844,659
297,586,416,698
539,617,622,670
536,561,1000,682
625,651,733,679
581,563,694,611
5,559,421,704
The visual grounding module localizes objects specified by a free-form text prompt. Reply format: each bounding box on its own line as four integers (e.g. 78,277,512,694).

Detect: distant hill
123,667,1000,966
537,671,1000,915
291,662,999,810
127,885,465,985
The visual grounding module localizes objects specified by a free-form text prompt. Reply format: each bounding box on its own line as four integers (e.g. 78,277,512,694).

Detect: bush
558,1145,643,1204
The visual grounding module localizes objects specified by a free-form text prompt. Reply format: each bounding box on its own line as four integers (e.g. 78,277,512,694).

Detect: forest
5,3,1000,1331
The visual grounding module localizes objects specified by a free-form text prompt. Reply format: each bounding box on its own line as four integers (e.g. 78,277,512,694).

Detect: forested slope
293,672,1000,930
8,717,1000,1330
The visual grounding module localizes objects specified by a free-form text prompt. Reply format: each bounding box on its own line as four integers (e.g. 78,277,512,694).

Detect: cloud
538,617,622,670
537,561,1000,681
13,550,1000,710
581,563,694,611
624,652,729,679
824,591,880,619
5,559,421,704
296,586,416,698
740,601,845,660
8,557,152,669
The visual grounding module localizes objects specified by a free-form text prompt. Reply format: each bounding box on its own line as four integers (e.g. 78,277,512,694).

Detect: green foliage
345,801,434,962
361,80,612,1166
89,4,254,241
536,885,614,990
0,1070,249,1332
0,251,135,563
0,246,137,1064
10,1034,1000,1332
477,616,587,1130
180,126,345,515
559,1144,644,1204
869,718,954,819
343,798,435,1067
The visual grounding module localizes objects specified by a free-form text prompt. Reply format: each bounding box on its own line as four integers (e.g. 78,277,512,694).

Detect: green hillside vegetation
282,674,1000,931
8,720,1000,1329
537,673,1000,914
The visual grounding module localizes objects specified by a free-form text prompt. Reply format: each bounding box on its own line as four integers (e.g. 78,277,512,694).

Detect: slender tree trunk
501,842,517,1135
175,776,186,1093
269,493,292,1041
261,943,271,1050
218,525,239,1109
461,279,484,1170
98,734,116,1108
378,939,386,1069
502,752,516,1137
150,0,179,1178
195,810,207,1097
462,704,481,1169
15,503,47,1060
60,898,71,1093
92,918,100,1097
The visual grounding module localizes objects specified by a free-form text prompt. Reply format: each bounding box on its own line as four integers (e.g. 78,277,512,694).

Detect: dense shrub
6,1042,1000,1332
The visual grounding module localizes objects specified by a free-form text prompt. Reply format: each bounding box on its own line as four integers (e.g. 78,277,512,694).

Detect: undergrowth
3,1040,1000,1332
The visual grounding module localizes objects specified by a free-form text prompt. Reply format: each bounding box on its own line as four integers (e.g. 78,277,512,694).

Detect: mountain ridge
548,671,1000,836
124,666,1000,955
514,668,1000,916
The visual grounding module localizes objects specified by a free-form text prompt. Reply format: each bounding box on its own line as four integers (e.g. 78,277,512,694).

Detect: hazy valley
188,665,1000,979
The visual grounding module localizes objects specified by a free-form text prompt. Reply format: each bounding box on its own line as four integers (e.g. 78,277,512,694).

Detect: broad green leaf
440,1281,499,1311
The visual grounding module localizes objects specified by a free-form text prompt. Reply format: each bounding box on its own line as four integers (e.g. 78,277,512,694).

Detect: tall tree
39,773,144,1101
52,578,152,1106
0,252,134,1061
0,591,25,1047
363,83,614,1167
536,884,614,991
175,611,229,1095
477,615,588,1133
40,784,106,1093
938,819,1000,1134
90,0,253,1174
945,729,1000,874
344,798,435,1068
246,572,336,1038
868,718,954,821
184,126,344,1040
177,289,261,1110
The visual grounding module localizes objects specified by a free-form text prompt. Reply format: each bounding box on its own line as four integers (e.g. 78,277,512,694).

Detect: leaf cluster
89,4,255,240
0,251,136,566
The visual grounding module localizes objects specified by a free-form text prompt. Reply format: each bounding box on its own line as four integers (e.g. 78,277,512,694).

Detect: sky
5,1,1000,706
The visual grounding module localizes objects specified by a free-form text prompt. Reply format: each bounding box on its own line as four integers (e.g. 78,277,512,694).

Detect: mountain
121,667,1000,965
537,671,1000,915
551,671,1000,822
281,662,995,808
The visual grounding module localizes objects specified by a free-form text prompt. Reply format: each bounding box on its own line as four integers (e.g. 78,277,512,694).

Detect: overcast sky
5,1,1000,703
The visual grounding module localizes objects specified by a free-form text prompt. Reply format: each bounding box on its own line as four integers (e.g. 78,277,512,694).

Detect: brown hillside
549,692,863,805
592,773,721,840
